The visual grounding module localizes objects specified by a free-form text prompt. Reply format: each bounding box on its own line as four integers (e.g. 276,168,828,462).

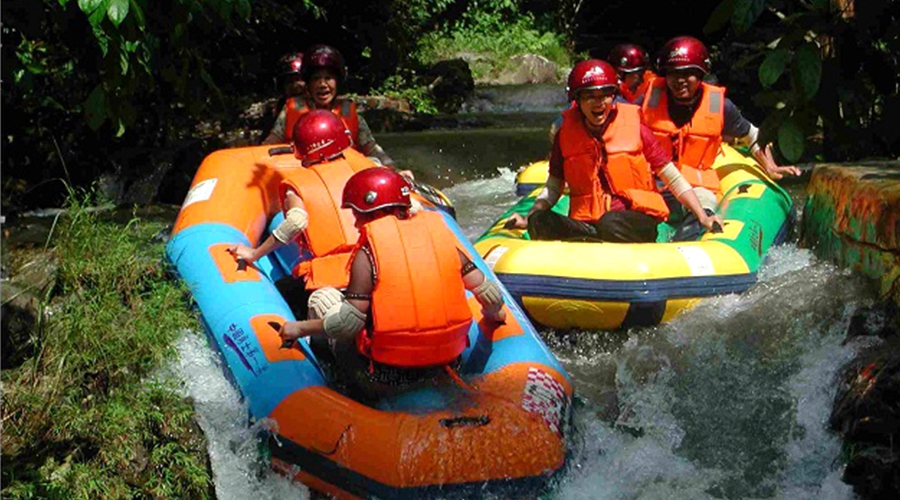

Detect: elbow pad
472,279,503,310
271,207,309,243
323,302,367,342
658,162,692,198
308,287,344,319
536,176,563,206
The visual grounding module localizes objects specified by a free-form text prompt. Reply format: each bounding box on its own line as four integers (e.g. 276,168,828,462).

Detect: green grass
416,11,573,82
1,190,212,499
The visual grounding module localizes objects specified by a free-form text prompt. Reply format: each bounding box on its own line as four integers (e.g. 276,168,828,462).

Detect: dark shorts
528,208,659,243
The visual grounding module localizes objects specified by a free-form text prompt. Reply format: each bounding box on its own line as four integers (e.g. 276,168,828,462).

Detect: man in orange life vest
261,44,409,178
609,43,657,104
505,59,723,243
231,110,384,292
277,168,506,398
639,36,801,223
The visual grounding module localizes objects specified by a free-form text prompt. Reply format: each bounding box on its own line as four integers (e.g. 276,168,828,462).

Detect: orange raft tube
165,145,574,499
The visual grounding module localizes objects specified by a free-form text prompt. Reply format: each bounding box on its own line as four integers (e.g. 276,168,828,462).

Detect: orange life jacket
641,78,725,192
619,69,657,104
279,148,374,289
284,97,361,147
558,103,669,222
354,211,472,368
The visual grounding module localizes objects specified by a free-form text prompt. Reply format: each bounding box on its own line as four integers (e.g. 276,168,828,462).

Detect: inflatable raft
165,145,573,499
474,144,795,331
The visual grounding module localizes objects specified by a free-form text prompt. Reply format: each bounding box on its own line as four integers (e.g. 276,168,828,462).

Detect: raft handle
439,415,491,428
268,146,293,157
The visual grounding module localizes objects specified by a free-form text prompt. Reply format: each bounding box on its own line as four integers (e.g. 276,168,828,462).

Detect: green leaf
129,0,145,27
759,48,790,88
92,26,109,56
119,49,129,75
78,0,104,13
732,0,766,34
116,120,126,137
794,42,821,100
87,0,110,27
107,0,129,27
777,117,805,162
85,85,108,130
704,0,734,34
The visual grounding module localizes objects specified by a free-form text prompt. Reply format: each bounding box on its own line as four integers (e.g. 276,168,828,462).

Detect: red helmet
301,44,347,83
280,52,304,76
342,168,411,214
292,110,352,166
566,59,618,101
608,44,650,73
658,36,710,75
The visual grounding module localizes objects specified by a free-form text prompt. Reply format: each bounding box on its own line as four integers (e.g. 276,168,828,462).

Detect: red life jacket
641,78,725,193
354,211,472,368
558,103,669,222
284,97,361,147
279,149,375,289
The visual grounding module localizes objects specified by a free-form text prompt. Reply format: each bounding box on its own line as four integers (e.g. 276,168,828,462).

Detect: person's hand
483,305,507,324
279,321,307,346
228,244,257,263
701,212,725,233
762,145,801,179
504,213,528,230
397,169,415,181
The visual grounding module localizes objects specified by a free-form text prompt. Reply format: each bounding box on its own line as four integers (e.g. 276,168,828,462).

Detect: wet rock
421,59,475,114
801,163,900,305
493,54,561,85
1,250,59,369
831,301,900,500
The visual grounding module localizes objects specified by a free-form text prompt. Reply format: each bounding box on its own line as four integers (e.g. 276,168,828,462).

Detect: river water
172,85,877,500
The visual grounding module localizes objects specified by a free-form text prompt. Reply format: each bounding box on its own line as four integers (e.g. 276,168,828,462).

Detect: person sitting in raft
261,44,412,179
638,36,801,230
505,59,723,243
278,168,507,399
232,110,388,291
259,51,307,144
608,43,657,104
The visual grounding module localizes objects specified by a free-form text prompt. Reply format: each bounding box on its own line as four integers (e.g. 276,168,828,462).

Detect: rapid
171,84,876,500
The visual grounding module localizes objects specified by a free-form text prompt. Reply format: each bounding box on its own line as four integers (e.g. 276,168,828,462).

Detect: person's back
232,110,377,291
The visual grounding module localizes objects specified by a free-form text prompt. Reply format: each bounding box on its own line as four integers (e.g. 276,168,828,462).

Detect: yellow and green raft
473,144,795,331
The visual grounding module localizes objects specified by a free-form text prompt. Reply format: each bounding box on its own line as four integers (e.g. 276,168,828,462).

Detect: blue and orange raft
165,145,574,499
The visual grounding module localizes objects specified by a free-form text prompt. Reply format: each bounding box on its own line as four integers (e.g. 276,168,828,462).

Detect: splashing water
172,332,309,500
171,169,873,499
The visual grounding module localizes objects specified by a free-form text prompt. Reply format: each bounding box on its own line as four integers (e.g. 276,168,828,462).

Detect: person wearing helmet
260,52,306,144
608,43,657,104
277,168,506,399
506,59,723,243
232,110,383,291
261,45,408,179
639,35,800,226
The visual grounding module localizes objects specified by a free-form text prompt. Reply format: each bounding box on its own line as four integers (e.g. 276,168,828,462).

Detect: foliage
1,189,209,499
375,71,440,114
415,1,572,81
705,0,900,162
